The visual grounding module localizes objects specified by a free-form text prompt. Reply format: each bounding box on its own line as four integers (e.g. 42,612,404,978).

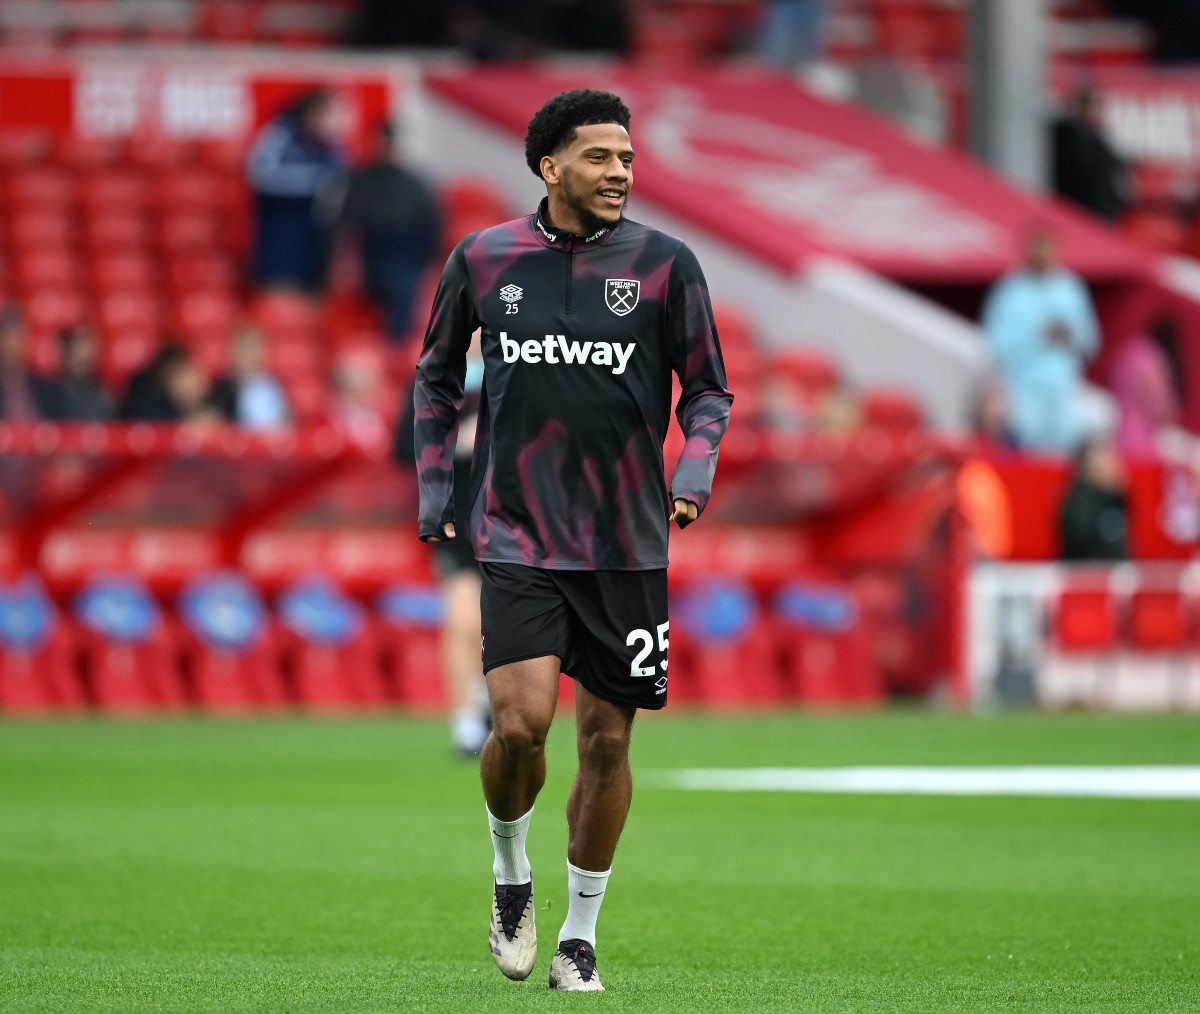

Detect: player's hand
670,499,698,526
427,522,456,543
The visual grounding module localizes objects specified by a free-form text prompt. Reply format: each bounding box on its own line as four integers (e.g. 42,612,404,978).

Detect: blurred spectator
1110,1,1200,64
40,326,113,422
813,382,863,435
756,372,813,434
0,304,51,421
246,89,348,294
329,347,388,447
330,122,443,342
352,0,446,46
1110,317,1183,461
120,344,219,424
758,0,826,69
1051,89,1131,223
957,457,1013,559
1059,438,1130,561
982,227,1099,454
967,375,1021,455
208,326,291,430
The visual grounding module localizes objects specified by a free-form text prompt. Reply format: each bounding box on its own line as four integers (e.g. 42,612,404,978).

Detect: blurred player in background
396,343,490,756
413,89,732,991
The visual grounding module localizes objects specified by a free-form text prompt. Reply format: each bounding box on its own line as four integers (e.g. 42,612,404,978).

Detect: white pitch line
651,767,1200,800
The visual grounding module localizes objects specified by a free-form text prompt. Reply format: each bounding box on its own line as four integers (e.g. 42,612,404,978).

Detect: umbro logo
499,284,523,303
605,279,639,316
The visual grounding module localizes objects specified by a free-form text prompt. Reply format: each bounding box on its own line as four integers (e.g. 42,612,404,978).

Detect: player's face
545,122,634,234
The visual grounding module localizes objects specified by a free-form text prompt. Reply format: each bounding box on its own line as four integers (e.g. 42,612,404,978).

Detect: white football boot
548,938,604,992
489,881,536,980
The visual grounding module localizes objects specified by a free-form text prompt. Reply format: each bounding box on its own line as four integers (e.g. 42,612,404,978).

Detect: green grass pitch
2,711,1198,1012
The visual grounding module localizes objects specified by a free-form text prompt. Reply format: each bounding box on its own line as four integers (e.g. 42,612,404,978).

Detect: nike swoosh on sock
493,830,518,838
578,891,605,898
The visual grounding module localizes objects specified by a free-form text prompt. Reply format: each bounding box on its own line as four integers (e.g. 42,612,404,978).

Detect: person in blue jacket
982,227,1100,454
246,88,347,293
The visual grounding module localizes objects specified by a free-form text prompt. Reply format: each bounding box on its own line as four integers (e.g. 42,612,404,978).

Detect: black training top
413,200,733,571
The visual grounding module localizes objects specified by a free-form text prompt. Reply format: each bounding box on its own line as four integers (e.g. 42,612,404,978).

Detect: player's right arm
413,240,481,543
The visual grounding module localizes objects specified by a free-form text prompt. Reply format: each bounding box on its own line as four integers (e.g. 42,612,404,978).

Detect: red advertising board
0,58,396,159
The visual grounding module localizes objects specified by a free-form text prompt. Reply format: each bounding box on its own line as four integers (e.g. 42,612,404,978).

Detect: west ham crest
605,279,640,316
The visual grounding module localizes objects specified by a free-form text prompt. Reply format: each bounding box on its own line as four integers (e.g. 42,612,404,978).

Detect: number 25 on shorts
627,622,669,678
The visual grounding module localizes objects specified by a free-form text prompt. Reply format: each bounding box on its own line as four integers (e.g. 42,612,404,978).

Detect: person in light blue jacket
982,227,1100,454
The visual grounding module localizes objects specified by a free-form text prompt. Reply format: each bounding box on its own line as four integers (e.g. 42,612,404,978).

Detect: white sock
487,806,533,885
557,862,610,947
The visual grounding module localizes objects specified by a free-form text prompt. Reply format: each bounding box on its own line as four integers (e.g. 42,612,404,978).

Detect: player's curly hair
524,89,631,180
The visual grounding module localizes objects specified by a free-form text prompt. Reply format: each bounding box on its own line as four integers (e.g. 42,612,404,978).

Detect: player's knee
577,726,630,778
492,711,548,756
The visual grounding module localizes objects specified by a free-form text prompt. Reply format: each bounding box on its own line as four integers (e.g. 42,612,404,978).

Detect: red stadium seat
1053,581,1120,653
97,289,163,340
10,211,76,252
442,179,510,223
74,579,187,715
83,211,153,253
165,254,240,297
375,585,446,709
14,250,82,293
195,137,248,173
199,0,265,42
25,287,89,340
770,347,840,394
1128,588,1190,650
123,135,194,172
251,290,321,342
159,212,225,255
5,169,76,210
862,388,925,433
90,252,159,292
284,373,328,424
178,574,287,713
711,302,756,355
52,134,123,173
0,129,52,169
670,580,783,707
0,578,84,716
173,290,240,343
151,169,224,213
278,579,389,712
1122,208,1188,255
79,169,148,213
772,582,882,706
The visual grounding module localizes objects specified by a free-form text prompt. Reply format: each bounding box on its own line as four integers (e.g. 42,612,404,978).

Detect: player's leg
477,562,572,981
482,655,560,821
566,684,637,870
548,685,635,992
439,566,488,756
482,655,559,981
549,568,667,992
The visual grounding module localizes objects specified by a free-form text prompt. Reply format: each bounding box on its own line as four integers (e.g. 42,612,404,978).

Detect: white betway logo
500,333,635,375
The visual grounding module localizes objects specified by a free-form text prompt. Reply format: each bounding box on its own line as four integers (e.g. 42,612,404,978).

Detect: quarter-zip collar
532,198,618,250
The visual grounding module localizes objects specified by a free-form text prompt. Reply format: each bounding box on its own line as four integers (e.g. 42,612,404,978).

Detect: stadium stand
1,3,1198,717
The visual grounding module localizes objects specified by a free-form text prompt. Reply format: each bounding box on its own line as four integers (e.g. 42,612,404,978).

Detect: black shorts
479,563,670,710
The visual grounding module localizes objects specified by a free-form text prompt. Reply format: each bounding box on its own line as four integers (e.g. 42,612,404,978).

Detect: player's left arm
666,243,734,528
